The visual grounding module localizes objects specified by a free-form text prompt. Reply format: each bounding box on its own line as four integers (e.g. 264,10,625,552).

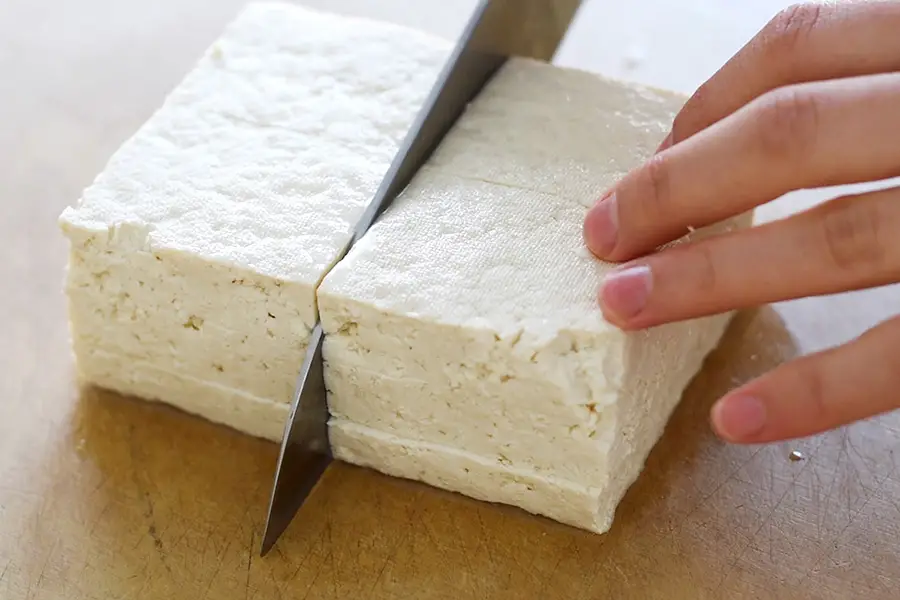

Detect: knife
260,0,583,557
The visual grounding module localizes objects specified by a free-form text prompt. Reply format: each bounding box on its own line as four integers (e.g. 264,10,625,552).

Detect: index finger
669,1,900,148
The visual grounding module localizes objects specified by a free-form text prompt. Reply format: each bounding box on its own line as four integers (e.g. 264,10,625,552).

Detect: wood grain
2,1,899,598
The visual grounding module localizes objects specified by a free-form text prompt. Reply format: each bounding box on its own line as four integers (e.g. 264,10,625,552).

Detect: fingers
710,314,900,443
597,185,900,329
583,72,900,262
670,1,900,146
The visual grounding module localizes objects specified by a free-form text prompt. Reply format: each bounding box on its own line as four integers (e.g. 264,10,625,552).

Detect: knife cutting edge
260,0,583,557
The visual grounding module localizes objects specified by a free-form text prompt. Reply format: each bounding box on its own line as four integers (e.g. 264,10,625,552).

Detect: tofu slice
317,59,751,534
57,2,451,439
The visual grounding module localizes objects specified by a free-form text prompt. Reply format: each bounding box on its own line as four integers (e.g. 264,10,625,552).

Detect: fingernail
584,192,619,256
711,395,767,442
598,264,652,321
655,131,673,153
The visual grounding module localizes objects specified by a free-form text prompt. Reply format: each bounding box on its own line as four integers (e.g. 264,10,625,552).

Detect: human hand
582,2,900,445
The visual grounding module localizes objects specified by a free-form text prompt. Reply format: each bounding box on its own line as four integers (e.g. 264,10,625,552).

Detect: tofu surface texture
317,60,749,533
58,2,451,440
59,2,749,533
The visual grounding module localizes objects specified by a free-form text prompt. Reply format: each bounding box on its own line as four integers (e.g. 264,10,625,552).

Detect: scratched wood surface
2,0,900,598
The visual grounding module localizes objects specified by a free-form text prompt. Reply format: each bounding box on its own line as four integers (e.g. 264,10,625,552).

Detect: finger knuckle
761,3,825,57
637,152,674,220
879,320,900,375
856,318,900,397
795,356,830,423
819,195,886,272
691,243,719,295
753,87,821,160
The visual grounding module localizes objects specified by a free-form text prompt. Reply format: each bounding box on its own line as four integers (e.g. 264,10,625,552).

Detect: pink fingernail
711,395,767,442
583,192,619,257
598,264,652,321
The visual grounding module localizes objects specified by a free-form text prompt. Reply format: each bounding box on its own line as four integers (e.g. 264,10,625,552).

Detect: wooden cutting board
2,1,898,598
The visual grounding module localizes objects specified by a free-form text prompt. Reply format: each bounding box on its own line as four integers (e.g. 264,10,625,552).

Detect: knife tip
259,529,278,557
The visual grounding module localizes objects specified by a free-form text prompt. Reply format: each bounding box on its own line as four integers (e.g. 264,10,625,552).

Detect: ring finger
711,313,900,443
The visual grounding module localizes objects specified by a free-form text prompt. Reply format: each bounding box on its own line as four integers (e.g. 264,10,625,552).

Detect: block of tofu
318,59,751,534
57,2,451,439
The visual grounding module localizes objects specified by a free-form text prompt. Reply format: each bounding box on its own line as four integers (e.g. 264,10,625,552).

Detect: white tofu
59,2,748,534
58,2,451,439
318,59,750,533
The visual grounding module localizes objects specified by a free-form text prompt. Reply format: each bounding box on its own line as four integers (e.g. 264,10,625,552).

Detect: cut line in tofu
59,2,751,535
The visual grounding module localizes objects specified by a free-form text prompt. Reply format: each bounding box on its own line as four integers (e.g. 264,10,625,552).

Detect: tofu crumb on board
58,2,751,534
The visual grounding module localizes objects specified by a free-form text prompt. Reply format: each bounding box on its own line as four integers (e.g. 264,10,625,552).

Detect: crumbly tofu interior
57,2,451,439
318,59,751,533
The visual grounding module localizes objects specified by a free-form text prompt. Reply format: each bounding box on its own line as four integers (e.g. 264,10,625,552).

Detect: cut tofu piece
58,2,451,439
318,58,751,534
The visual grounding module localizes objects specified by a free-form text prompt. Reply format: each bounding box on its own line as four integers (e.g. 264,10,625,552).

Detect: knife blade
260,0,583,557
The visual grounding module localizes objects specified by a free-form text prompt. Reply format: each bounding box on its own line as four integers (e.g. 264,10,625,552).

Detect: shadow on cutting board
55,305,804,599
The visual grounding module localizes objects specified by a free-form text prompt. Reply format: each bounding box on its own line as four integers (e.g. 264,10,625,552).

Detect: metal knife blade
260,0,582,557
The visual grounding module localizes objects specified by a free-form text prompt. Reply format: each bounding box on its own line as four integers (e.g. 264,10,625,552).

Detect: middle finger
597,184,900,330
584,71,900,263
